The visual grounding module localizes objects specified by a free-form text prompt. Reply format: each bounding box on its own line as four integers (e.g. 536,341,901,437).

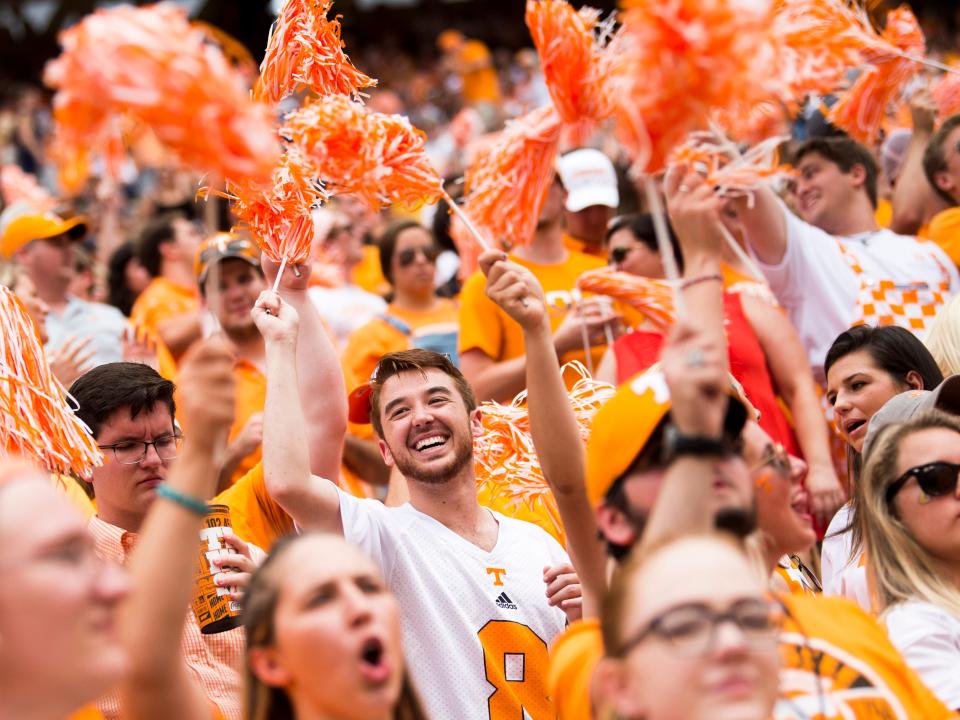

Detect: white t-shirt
821,503,871,612
337,489,569,720
752,207,959,381
884,600,960,710
308,284,386,349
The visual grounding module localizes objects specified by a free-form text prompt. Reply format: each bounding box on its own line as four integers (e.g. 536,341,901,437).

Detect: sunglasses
397,245,440,267
609,246,634,265
886,461,960,503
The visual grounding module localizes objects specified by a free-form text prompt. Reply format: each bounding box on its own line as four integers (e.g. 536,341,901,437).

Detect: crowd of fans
8,3,960,720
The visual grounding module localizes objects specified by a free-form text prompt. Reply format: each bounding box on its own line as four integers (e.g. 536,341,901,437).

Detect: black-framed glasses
618,598,783,658
752,442,791,476
609,246,634,265
886,461,960,503
98,432,183,465
397,245,440,267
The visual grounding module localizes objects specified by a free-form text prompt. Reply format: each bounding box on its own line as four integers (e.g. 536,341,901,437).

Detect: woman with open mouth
822,324,943,609
243,532,428,720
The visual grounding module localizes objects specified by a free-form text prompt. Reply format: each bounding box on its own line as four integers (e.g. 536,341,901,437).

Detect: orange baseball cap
585,365,755,507
0,204,88,260
194,233,260,285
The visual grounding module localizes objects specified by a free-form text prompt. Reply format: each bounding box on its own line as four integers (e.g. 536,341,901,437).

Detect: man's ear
248,647,292,689
848,163,867,189
596,503,638,550
934,169,958,200
469,407,483,438
377,437,395,468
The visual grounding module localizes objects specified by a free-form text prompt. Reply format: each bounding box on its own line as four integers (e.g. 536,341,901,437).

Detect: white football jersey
338,489,569,720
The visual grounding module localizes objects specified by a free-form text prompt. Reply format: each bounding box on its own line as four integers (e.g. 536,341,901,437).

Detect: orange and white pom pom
43,4,279,191
474,362,615,540
0,286,101,478
932,68,960,120
577,268,677,331
828,6,925,145
282,95,444,211
458,105,563,253
254,0,376,103
615,0,776,173
0,166,57,211
525,0,619,126
669,134,793,198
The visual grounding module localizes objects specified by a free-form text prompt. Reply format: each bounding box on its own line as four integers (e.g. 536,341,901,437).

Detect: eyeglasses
752,442,791,476
609,246,634,265
886,461,960,503
618,598,783,658
98,433,183,465
396,246,440,267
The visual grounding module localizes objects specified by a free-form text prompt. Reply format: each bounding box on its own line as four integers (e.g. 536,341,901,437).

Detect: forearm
891,134,934,235
263,341,313,507
461,350,529,402
342,434,390,486
737,187,788,266
681,253,726,369
639,457,717,552
216,441,248,493
157,313,204,356
282,288,346,480
784,379,834,470
524,321,607,616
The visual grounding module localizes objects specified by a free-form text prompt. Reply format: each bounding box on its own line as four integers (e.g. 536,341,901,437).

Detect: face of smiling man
375,368,481,485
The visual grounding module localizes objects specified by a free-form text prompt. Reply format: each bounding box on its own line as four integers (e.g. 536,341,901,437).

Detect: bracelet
155,483,210,516
680,273,723,291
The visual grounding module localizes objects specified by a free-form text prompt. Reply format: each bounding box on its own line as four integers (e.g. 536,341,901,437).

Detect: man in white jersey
733,135,960,382
253,288,574,720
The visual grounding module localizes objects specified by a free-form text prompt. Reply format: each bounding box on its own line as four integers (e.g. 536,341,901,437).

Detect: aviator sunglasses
396,245,441,267
885,461,960,503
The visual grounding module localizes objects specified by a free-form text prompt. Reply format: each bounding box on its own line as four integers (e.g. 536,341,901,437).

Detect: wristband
680,274,723,291
156,483,210,516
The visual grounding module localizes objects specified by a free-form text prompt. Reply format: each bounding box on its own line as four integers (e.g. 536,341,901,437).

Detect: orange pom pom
0,166,57,211
828,6,925,145
932,68,960,120
474,362,615,539
282,95,444,211
577,269,677,331
0,286,102,478
669,135,793,197
525,0,618,125
615,0,776,173
43,4,279,189
254,0,376,103
458,105,562,251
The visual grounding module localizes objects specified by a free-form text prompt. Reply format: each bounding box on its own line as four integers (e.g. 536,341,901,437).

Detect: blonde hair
925,294,960,377
859,410,960,619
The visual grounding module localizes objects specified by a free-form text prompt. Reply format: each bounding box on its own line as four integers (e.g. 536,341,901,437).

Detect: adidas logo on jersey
495,592,517,610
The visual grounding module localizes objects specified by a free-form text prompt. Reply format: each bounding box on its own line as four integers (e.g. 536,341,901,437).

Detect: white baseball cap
557,148,619,213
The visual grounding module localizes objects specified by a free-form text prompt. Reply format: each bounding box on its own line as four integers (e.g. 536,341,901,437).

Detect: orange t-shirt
926,207,960,269
562,233,605,258
458,249,607,368
351,244,391,297
458,40,501,104
129,277,199,359
226,358,266,486
548,619,604,720
213,462,294,550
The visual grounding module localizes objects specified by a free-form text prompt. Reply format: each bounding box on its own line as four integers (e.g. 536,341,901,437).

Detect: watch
660,424,727,464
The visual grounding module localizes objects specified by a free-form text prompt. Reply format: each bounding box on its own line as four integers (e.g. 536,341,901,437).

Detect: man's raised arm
253,288,342,535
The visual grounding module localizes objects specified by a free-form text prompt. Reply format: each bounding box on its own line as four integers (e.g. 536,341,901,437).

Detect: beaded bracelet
155,483,209,516
680,273,723,291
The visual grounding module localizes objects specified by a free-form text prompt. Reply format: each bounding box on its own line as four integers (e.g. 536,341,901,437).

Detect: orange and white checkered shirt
88,516,245,720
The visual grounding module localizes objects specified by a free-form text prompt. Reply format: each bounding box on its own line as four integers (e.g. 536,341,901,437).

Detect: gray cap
862,375,960,459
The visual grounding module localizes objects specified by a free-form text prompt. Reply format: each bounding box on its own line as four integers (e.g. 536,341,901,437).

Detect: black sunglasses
886,461,960,503
397,246,440,267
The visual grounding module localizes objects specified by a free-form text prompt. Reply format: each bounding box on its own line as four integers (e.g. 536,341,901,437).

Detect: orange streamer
828,6,925,145
669,135,794,197
474,362,615,521
282,95,444,211
43,4,279,190
0,286,102,478
932,69,960,120
577,269,677,331
0,166,57,211
254,0,376,103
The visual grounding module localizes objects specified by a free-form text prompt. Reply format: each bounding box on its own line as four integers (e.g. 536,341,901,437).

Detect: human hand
176,337,236,453
804,462,846,530
49,336,95,387
211,532,259,605
660,320,728,438
552,299,622,357
122,325,160,371
544,563,583,624
229,413,263,459
262,255,311,293
251,290,300,348
480,250,549,333
909,87,938,136
664,164,725,262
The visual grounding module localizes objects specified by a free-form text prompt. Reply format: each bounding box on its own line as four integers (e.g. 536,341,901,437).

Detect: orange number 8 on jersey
477,620,553,719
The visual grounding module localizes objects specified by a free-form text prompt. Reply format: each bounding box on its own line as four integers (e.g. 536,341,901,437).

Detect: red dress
613,292,801,456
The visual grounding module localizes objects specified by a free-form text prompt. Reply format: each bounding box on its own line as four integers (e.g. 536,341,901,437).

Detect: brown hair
859,410,960,618
369,348,477,438
243,533,428,720
923,114,960,206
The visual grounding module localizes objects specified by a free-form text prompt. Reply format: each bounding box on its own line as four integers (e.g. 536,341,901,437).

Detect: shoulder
459,269,488,296
885,600,960,636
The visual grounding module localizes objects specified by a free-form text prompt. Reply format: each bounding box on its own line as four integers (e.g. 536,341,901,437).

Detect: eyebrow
383,386,453,416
